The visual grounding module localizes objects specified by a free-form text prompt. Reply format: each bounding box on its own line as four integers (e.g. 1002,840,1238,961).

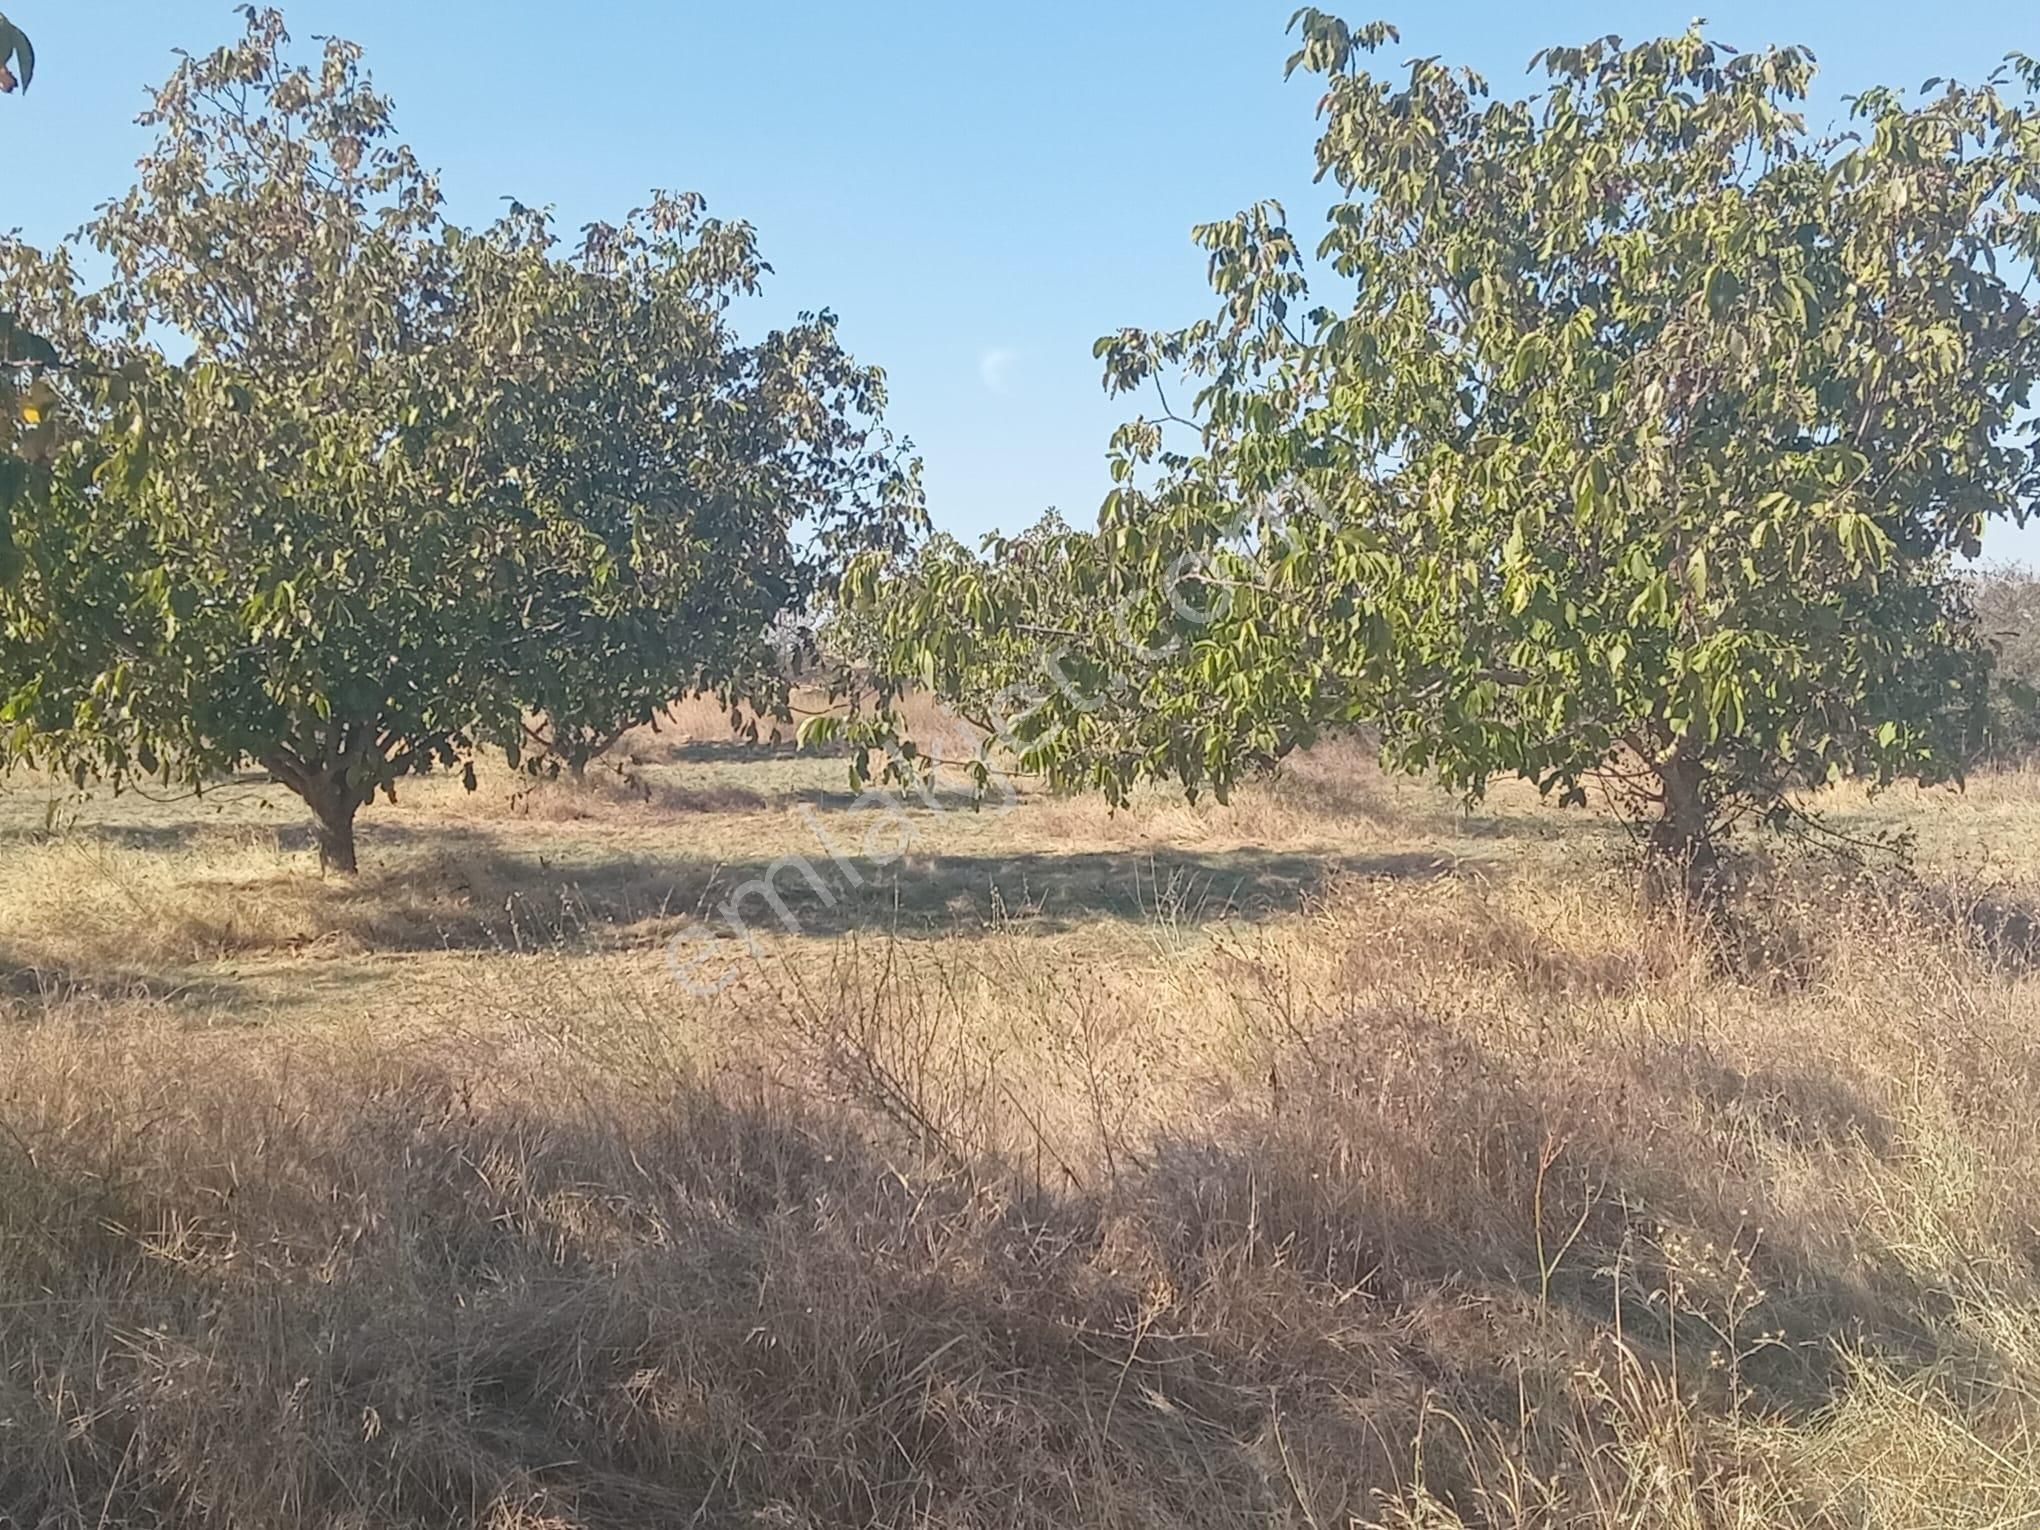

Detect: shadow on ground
0,1019,1971,1529
0,944,242,1015
359,838,1469,952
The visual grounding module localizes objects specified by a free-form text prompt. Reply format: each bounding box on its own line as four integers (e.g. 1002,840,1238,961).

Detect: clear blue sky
4,1,2035,563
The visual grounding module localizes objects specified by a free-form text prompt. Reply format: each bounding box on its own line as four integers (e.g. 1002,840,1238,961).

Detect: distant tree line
1970,567,2040,760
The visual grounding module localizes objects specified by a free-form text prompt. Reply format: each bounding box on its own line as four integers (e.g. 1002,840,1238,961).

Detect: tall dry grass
4,840,2040,1527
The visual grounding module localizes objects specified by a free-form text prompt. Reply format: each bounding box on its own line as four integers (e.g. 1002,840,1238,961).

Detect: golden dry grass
3,734,2039,1527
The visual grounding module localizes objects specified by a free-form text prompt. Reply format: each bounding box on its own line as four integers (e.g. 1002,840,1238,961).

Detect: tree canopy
458,198,921,780
843,15,2040,900
0,9,921,870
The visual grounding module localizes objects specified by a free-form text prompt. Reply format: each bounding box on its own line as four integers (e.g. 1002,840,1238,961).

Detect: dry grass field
4,703,2040,1528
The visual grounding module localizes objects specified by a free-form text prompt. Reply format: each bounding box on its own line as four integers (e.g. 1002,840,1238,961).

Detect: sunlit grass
4,722,2039,1526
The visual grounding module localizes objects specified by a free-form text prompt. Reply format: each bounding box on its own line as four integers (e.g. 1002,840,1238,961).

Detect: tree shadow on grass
0,944,243,1017
1,1022,1995,1529
652,737,831,764
0,815,455,854
344,839,1471,954
0,1071,1391,1528
0,816,1476,975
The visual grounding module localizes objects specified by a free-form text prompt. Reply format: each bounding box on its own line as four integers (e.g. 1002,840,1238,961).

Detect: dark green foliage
847,15,2040,901
456,198,921,779
0,10,32,94
0,9,920,869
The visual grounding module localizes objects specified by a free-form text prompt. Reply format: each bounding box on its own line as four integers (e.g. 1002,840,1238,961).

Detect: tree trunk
311,790,361,874
1644,749,1720,911
575,727,630,780
265,751,365,874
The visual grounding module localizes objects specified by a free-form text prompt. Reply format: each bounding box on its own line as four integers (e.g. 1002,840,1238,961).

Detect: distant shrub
1969,568,2040,761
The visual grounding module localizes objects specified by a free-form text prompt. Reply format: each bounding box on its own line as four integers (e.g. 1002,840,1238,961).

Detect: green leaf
797,714,845,750
1705,265,1742,317
0,16,34,93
